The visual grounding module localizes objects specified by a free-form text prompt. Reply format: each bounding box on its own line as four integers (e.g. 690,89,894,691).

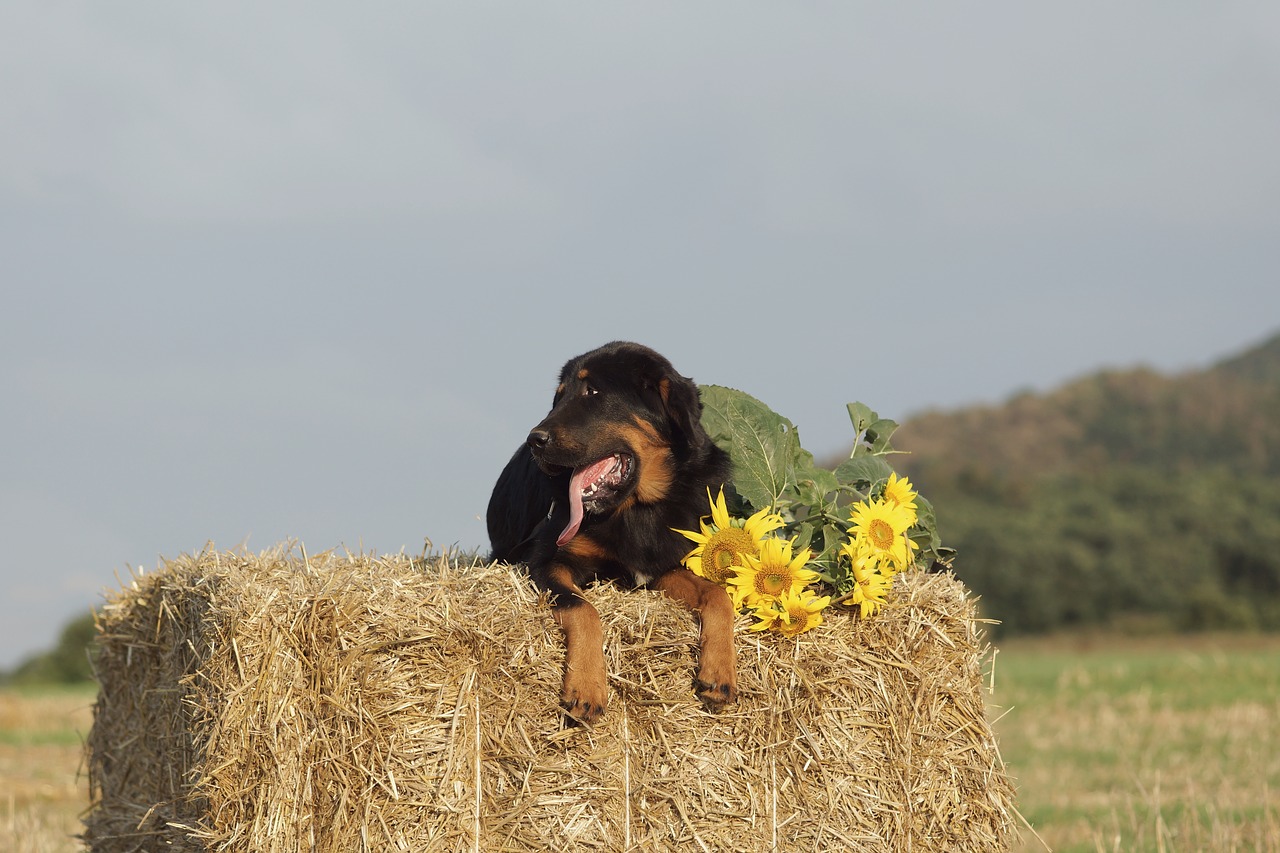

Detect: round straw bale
84,545,1017,852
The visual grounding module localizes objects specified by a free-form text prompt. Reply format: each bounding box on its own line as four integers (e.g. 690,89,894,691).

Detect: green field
992,634,1280,852
0,684,95,853
3,636,1278,852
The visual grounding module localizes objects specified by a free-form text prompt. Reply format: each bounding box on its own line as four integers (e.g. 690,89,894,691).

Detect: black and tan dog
487,341,737,723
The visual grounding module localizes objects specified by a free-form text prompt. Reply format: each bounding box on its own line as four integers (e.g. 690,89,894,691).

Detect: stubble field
994,633,1280,851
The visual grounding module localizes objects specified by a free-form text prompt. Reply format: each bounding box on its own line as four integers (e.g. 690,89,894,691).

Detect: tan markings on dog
556,382,566,396
561,534,608,562
547,563,608,722
577,368,590,380
618,415,674,504
651,568,737,708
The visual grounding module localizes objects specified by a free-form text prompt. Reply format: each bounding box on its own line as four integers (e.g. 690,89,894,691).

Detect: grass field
992,633,1280,852
2,635,1278,852
1,684,95,853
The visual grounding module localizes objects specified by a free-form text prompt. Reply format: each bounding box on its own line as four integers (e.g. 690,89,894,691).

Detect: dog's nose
527,429,551,452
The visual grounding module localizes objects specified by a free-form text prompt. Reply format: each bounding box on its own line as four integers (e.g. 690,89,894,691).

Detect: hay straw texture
85,546,1017,852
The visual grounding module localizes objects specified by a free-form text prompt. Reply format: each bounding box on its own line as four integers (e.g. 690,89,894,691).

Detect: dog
487,341,737,724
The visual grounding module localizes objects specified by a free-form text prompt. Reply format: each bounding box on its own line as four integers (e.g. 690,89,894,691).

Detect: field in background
3,636,1278,852
1,685,94,853
993,633,1280,852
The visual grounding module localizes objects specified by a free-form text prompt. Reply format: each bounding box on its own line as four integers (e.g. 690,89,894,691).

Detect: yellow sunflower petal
848,498,918,569
727,537,818,609
880,472,919,524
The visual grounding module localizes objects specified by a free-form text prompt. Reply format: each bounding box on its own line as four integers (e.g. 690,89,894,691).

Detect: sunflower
750,587,832,636
880,472,919,526
726,536,818,609
840,540,896,618
847,497,919,572
675,487,785,585
747,599,785,633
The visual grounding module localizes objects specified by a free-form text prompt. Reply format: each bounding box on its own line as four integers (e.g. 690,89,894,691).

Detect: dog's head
527,341,713,544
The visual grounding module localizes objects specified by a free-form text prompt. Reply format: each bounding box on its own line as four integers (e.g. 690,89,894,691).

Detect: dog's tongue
556,456,616,547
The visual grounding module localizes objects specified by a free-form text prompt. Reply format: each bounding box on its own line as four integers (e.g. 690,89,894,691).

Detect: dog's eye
581,384,599,397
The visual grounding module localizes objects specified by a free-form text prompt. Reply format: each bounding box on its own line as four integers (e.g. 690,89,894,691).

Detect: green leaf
848,402,901,456
910,494,943,557
847,402,879,436
793,452,840,510
790,521,815,552
700,385,807,512
864,417,900,454
807,534,845,579
833,454,895,492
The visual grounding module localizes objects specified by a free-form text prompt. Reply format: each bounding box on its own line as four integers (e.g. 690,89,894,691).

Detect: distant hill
889,331,1280,635
895,332,1280,496
0,612,96,685
1216,331,1280,386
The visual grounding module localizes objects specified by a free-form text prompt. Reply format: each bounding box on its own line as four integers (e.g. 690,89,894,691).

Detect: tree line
893,332,1280,635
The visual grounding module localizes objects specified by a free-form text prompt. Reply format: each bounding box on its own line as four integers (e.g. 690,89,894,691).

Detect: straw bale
85,545,1017,851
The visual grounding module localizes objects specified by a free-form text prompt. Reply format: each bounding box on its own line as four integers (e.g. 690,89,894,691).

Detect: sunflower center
777,611,810,637
754,567,789,598
867,518,896,551
701,528,755,584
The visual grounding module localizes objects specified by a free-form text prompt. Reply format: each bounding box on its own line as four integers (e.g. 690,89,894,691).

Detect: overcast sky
2,2,1278,669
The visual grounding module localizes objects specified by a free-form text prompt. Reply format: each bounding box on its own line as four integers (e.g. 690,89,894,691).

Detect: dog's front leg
651,568,738,710
547,564,608,724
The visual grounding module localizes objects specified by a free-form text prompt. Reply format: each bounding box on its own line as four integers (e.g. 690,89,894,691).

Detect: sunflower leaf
793,453,840,510
699,385,806,512
834,455,896,492
790,521,815,552
909,493,941,554
847,402,879,435
847,402,902,457
865,417,901,454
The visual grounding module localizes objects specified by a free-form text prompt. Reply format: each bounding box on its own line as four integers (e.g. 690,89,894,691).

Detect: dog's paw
695,664,737,711
560,674,609,725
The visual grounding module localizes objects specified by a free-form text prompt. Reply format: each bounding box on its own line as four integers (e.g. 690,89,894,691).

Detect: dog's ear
653,370,713,452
